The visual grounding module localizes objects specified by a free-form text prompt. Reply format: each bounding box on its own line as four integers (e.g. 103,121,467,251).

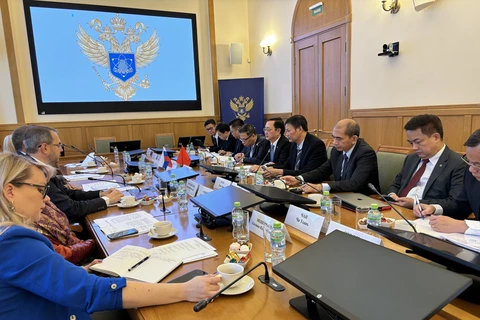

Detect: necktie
270,144,275,162
341,154,349,180
249,145,255,158
399,159,429,197
294,148,302,171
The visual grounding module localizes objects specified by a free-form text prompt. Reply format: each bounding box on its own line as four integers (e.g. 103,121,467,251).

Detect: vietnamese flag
177,146,191,166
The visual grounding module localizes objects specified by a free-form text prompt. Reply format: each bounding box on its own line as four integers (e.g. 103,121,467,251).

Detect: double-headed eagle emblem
76,14,159,101
230,96,254,121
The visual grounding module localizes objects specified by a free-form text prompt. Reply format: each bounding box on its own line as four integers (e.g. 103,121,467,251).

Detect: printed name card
146,148,153,158
249,210,292,243
213,177,232,190
197,185,214,196
326,222,383,246
186,179,199,198
284,205,324,239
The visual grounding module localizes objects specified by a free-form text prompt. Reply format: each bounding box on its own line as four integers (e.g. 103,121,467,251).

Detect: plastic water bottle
189,142,195,155
169,174,178,199
255,168,264,185
144,162,153,189
113,146,119,164
367,203,382,227
320,190,332,216
238,166,247,184
198,151,205,165
186,143,191,154
270,221,286,266
231,202,249,244
226,157,234,169
178,181,188,212
122,151,129,166
138,158,146,176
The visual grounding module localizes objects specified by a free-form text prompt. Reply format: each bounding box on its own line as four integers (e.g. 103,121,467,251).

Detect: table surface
62,160,480,320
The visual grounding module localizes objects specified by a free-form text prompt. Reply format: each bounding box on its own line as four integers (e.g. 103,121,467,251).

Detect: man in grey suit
387,114,466,210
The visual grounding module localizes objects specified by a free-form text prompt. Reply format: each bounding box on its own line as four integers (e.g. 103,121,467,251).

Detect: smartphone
382,195,396,202
289,188,303,194
107,228,138,240
168,269,208,283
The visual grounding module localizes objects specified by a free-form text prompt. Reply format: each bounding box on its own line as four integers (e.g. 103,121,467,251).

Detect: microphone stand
155,183,171,214
88,144,125,184
294,177,323,194
194,262,285,312
252,148,271,174
368,183,417,233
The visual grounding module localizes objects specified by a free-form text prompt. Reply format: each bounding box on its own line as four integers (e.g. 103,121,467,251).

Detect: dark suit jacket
232,139,243,156
264,135,291,166
444,167,480,220
209,135,220,152
273,133,327,176
48,176,107,223
218,133,236,153
241,135,268,164
386,146,466,211
301,138,380,195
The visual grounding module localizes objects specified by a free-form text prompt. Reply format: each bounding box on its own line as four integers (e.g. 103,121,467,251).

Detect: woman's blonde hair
2,135,15,153
0,153,56,226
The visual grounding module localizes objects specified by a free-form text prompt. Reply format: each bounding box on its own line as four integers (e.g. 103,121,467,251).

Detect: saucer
148,228,178,239
127,180,145,185
96,169,109,174
219,276,254,295
156,196,172,203
306,203,321,208
117,200,140,208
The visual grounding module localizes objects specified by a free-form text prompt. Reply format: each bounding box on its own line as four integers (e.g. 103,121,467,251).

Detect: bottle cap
323,190,330,196
170,174,176,178
370,203,379,210
273,221,282,229
234,201,241,207
179,180,185,185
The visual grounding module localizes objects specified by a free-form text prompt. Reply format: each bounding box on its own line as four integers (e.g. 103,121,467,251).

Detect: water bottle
178,181,188,212
186,143,190,154
238,165,247,184
113,146,119,163
255,168,264,185
189,142,195,155
270,221,286,266
231,202,249,244
122,151,129,166
138,158,146,176
226,157,234,169
144,162,153,189
169,174,178,199
199,151,205,165
367,203,382,227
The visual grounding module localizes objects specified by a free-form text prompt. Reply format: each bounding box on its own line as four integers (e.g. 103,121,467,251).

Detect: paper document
64,174,103,182
93,211,159,235
150,237,217,263
82,181,120,191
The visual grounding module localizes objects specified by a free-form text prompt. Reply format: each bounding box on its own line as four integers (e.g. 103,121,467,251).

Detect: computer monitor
109,140,141,152
238,184,316,215
273,230,472,320
177,136,205,147
199,164,238,181
154,167,199,182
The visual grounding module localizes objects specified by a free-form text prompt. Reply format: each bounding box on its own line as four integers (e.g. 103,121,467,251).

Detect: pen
128,256,150,272
414,194,424,220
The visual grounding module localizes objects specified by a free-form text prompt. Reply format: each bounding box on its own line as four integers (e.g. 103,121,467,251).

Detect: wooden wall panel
172,121,208,146
86,126,130,145
472,116,480,132
356,117,402,150
131,123,172,149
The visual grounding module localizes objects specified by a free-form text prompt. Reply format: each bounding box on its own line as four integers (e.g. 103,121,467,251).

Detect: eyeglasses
263,127,272,132
461,154,480,171
240,134,253,142
12,182,50,198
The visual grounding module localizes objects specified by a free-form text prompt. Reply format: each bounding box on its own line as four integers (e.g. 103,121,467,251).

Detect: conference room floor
60,158,480,320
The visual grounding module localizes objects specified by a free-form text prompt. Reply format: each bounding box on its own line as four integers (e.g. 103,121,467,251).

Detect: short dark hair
344,121,360,138
285,115,308,131
464,129,480,148
267,117,285,135
238,124,256,136
204,119,216,127
12,125,32,152
228,118,244,130
23,125,57,154
215,122,230,133
404,114,443,140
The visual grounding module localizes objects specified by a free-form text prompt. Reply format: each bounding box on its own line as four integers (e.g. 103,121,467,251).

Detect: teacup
120,196,136,206
87,161,95,167
308,194,322,205
217,263,244,288
150,221,172,236
132,174,143,183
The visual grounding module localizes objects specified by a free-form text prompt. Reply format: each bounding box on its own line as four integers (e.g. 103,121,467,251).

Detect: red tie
399,159,429,197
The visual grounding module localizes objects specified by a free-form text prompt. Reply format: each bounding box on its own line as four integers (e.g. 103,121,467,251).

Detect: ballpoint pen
413,193,424,220
128,256,150,272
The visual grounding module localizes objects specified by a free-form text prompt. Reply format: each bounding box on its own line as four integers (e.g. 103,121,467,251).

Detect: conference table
63,160,479,320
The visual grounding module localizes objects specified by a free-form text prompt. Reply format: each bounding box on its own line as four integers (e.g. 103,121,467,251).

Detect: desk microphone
87,177,140,192
88,144,122,183
294,176,323,194
252,148,271,174
206,152,221,165
194,139,206,149
193,261,285,312
368,183,417,233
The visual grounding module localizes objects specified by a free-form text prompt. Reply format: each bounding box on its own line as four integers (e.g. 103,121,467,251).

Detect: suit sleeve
442,167,474,219
243,142,269,165
275,141,291,167
222,135,236,153
283,140,327,176
300,159,333,182
326,148,378,193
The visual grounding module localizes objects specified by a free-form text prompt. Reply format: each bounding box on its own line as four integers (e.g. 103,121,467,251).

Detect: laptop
177,136,205,148
334,193,391,211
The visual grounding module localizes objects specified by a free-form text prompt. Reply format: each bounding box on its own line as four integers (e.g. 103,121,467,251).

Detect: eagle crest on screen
230,96,254,121
76,14,159,101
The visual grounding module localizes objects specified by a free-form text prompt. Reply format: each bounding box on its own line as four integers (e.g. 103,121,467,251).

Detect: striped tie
294,148,302,171
341,154,349,180
270,144,275,162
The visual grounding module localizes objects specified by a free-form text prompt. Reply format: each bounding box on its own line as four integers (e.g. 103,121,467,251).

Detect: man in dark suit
21,125,123,223
204,119,220,152
267,115,327,177
283,119,379,195
215,122,236,155
387,114,466,209
234,124,268,164
228,118,244,156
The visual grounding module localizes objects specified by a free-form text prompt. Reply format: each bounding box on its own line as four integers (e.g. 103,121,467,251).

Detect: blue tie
341,154,349,180
294,148,302,171
270,144,275,162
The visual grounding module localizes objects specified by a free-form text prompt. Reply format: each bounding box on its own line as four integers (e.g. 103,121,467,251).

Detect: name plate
326,222,383,246
186,179,199,197
249,210,292,243
284,205,324,239
197,185,214,196
146,148,153,158
213,177,232,190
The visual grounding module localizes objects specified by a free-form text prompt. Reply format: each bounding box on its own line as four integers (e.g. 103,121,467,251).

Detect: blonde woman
0,153,220,319
2,134,15,153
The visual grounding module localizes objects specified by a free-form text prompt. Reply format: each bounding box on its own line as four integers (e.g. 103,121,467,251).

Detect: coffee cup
132,173,142,183
120,196,136,206
87,161,95,167
216,263,244,288
308,193,322,205
150,221,172,236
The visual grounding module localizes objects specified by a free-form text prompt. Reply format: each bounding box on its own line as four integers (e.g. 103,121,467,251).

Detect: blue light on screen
29,7,198,102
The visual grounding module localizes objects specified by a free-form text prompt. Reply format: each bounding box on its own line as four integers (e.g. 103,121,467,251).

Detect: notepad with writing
90,245,183,283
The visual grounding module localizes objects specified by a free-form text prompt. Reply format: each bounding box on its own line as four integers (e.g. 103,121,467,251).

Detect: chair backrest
376,145,413,193
327,146,333,159
94,137,116,154
155,133,175,148
322,138,333,149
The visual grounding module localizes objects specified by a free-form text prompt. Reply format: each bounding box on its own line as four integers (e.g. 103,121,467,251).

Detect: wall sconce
381,0,401,14
260,35,276,56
